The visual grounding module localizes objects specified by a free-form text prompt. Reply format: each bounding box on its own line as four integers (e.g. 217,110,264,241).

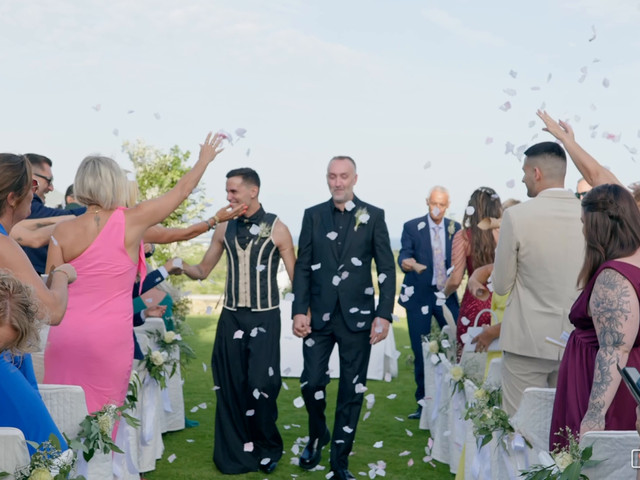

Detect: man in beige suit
493,141,584,415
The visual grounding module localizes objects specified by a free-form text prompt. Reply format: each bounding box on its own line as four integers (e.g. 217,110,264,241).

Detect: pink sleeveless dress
44,208,145,414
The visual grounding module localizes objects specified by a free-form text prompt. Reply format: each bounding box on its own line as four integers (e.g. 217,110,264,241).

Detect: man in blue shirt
21,154,85,274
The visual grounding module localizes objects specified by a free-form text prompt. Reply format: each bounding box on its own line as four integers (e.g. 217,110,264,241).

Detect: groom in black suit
292,156,396,480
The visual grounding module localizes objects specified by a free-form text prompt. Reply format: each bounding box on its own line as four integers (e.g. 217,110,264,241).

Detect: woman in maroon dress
442,187,502,361
550,184,640,448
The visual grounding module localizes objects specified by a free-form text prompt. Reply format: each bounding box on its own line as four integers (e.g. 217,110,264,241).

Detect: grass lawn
146,314,455,480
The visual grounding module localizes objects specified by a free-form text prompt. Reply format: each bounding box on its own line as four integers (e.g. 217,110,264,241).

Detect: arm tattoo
583,268,631,427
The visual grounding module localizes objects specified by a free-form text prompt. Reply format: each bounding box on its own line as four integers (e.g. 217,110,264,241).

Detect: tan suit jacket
493,189,584,361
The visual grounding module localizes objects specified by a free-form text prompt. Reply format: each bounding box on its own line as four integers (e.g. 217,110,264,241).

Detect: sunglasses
34,172,53,186
575,191,588,199
32,179,39,193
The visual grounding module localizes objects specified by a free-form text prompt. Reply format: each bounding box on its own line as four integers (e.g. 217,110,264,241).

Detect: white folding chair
510,387,556,454
580,430,640,480
0,428,30,479
430,357,452,465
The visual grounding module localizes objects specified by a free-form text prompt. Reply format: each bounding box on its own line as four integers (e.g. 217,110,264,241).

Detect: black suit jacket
292,196,396,332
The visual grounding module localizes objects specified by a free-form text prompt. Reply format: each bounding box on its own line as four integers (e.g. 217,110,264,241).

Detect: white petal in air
256,264,266,272
284,293,295,302
341,271,349,280
485,137,493,145
322,313,331,321
503,88,516,96
423,161,431,169
461,316,470,326
233,330,244,340
343,426,354,434
268,367,274,376
244,442,254,452
249,224,261,235
326,231,338,241
235,127,247,138
351,257,362,266
113,129,119,136
588,24,597,42
387,393,397,399
405,285,414,297
332,276,341,286
378,273,387,284
154,112,161,120
364,287,374,295
293,396,305,408
250,327,258,337
349,307,359,314
356,321,365,328
355,383,367,394
314,391,325,400
168,454,177,463
465,206,475,216
421,305,429,315
505,142,515,155
345,200,356,212
305,338,315,348
499,101,511,112
373,441,383,448
509,70,517,78
417,221,426,231
253,388,260,399
602,78,610,88
506,179,516,188
311,263,322,271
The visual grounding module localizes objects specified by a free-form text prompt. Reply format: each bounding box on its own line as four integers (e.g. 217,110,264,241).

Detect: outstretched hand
536,110,575,144
213,203,248,224
199,132,225,163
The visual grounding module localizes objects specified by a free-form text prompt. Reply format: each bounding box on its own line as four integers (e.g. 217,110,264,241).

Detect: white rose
150,350,165,366
554,451,573,472
450,365,464,381
164,331,177,343
359,213,370,224
474,389,488,401
28,468,53,480
98,414,114,435
428,340,439,353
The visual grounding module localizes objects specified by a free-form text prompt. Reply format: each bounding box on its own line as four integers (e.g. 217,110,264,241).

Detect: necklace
92,209,101,214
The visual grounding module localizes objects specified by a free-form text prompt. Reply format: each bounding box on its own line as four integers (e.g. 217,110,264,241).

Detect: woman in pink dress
442,187,502,361
550,184,640,448
44,133,224,416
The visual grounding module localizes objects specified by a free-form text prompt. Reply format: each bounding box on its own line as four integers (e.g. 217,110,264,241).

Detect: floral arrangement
424,327,454,365
449,364,467,395
144,347,177,389
519,427,602,479
354,207,370,231
463,387,525,448
66,402,137,462
0,435,84,480
150,328,196,376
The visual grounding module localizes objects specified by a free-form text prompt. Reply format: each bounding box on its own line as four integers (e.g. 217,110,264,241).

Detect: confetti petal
246,409,255,416
503,88,516,96
293,396,305,408
378,273,387,284
343,426,354,434
284,292,295,302
233,330,244,339
602,78,610,88
506,179,516,188
465,206,475,215
364,287,374,295
485,137,493,145
167,453,177,463
235,127,247,138
349,307,359,314
332,275,341,286
499,101,512,112
509,70,517,79
322,313,331,321
311,263,322,270
244,442,254,452
351,257,362,266
355,383,367,394
423,161,432,169
256,264,266,272
249,224,260,235
314,390,325,400
326,231,338,240
305,338,316,347
387,394,397,399
373,441,383,448
345,200,356,212
417,221,426,231
421,305,429,315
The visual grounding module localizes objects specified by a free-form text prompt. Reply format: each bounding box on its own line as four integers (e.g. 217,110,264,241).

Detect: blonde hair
123,171,139,208
74,156,127,209
0,270,41,354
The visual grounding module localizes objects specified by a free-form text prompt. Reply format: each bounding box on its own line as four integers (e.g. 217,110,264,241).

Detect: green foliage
463,387,519,448
144,347,178,389
122,139,210,285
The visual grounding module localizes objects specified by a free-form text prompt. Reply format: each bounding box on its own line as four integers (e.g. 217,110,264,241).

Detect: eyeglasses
575,191,588,199
32,179,39,193
33,172,53,186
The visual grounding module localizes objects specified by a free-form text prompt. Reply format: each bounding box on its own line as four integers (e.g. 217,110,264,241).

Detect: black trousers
212,307,283,474
300,304,372,471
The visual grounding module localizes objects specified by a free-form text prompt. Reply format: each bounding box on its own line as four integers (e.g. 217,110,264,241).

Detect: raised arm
143,203,247,244
124,133,224,247
537,110,622,187
11,215,74,248
443,229,468,297
580,268,639,436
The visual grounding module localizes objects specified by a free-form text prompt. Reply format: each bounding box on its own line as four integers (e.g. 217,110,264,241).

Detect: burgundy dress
550,260,640,449
455,230,493,361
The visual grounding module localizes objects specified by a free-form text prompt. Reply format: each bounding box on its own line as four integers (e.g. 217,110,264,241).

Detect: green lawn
146,314,455,479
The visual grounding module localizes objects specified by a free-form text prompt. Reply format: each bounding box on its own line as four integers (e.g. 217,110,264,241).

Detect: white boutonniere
249,222,272,238
447,222,456,239
354,207,370,231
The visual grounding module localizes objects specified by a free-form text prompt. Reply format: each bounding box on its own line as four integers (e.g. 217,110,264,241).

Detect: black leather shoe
408,406,422,419
331,469,356,480
299,429,330,470
259,460,278,474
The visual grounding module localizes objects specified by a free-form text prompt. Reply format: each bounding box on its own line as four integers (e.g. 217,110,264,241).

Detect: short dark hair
65,184,74,198
577,184,640,288
523,142,566,161
226,168,260,188
24,153,52,169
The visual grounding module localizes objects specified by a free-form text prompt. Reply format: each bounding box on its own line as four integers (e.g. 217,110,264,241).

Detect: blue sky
2,0,640,242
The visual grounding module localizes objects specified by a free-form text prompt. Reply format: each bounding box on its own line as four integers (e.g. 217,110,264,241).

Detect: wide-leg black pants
212,307,283,474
